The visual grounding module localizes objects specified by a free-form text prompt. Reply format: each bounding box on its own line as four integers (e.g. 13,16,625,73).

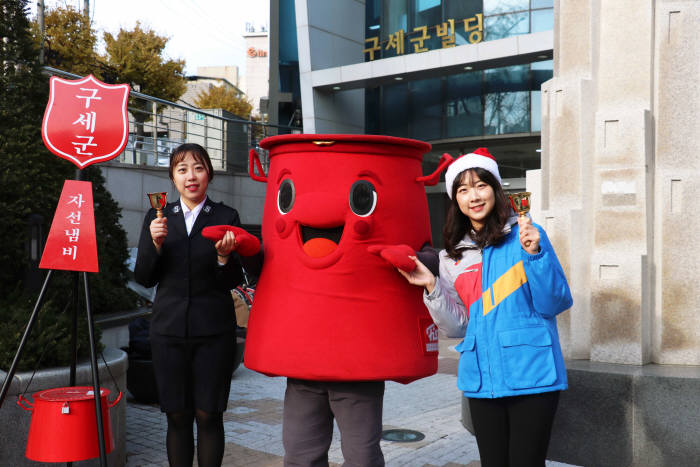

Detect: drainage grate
381,429,425,442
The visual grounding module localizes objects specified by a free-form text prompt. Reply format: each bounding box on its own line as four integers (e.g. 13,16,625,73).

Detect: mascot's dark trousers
282,378,386,467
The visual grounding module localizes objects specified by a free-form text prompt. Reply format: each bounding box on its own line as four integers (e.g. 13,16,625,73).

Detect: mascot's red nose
302,238,338,258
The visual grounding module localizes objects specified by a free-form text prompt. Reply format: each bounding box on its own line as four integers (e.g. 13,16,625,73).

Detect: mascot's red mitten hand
367,244,417,273
201,225,261,256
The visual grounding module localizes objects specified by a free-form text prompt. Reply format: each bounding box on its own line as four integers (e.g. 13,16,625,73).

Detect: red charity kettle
244,134,451,383
18,386,122,462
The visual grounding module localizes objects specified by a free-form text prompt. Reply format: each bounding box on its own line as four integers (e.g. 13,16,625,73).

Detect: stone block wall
539,0,700,365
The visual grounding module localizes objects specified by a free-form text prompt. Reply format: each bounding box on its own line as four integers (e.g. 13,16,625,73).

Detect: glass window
484,91,529,134
483,0,529,15
531,90,542,132
446,0,484,45
484,65,530,93
485,11,529,40
531,60,553,89
279,0,298,63
531,8,553,33
484,65,530,134
446,72,483,138
409,78,442,141
382,82,409,137
365,87,381,134
383,0,409,42
531,0,554,9
372,61,550,138
383,0,409,58
411,0,442,53
413,0,442,25
366,0,382,39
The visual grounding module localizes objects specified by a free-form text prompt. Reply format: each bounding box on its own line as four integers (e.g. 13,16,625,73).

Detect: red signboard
42,74,130,169
39,180,99,272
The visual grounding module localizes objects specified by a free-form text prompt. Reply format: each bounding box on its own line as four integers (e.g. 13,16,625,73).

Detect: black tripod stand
0,269,109,466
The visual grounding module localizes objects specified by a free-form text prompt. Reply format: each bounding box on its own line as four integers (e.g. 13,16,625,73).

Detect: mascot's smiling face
270,159,384,269
260,139,436,274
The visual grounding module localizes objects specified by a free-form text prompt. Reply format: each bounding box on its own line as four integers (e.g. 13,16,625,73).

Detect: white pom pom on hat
444,147,501,199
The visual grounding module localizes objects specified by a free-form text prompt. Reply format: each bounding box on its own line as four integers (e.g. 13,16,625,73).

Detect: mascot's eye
349,180,377,217
277,179,295,214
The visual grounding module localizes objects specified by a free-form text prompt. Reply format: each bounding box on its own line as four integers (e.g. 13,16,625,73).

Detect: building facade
270,0,553,246
242,28,271,118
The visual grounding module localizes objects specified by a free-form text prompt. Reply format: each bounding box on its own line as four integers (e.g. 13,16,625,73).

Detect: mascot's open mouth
300,225,344,258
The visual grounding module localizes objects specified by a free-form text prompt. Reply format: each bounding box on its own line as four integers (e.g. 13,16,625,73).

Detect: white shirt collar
180,197,207,234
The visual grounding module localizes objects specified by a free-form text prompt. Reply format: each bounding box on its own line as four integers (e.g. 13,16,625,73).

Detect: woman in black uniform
135,143,246,467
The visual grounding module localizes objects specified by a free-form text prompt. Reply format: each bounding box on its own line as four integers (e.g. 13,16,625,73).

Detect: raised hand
518,215,540,255
150,217,168,252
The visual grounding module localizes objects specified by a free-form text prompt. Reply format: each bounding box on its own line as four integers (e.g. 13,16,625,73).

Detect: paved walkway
125,337,578,466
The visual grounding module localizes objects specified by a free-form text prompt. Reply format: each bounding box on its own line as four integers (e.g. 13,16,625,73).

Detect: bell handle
248,148,268,183
108,391,123,408
17,394,33,411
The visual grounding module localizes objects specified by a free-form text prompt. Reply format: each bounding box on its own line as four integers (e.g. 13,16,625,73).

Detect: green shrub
0,288,104,372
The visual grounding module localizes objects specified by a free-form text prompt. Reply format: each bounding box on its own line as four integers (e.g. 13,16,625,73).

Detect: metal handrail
42,66,301,172
42,66,299,130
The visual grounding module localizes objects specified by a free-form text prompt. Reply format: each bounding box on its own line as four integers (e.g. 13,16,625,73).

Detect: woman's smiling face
172,152,210,209
455,169,495,231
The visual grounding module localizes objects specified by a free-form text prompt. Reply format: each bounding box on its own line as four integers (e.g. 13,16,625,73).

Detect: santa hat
444,147,501,198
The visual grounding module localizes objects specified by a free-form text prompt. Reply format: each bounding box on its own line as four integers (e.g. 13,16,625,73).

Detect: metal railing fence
43,67,302,173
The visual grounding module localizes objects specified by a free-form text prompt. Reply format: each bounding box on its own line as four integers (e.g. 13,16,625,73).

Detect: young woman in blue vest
135,143,250,467
398,148,573,467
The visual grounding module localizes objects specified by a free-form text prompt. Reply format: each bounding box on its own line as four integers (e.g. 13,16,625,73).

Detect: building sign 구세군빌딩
364,14,483,61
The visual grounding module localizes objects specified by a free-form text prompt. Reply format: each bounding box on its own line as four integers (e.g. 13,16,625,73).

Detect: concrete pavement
125,336,578,466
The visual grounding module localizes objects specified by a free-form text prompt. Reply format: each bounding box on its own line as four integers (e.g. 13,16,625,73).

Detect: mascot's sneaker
201,225,261,256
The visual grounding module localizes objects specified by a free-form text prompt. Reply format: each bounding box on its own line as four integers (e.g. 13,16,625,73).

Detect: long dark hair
169,143,214,182
443,167,511,260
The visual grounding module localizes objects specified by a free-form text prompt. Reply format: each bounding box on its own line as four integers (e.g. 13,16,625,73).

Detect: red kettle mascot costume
244,134,451,466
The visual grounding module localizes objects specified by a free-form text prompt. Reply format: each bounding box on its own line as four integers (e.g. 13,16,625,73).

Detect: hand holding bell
147,192,168,251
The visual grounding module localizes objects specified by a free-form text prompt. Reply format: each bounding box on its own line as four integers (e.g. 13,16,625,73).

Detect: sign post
0,74,130,467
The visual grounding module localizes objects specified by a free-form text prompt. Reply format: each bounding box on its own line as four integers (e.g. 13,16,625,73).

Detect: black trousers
468,391,560,467
282,378,385,467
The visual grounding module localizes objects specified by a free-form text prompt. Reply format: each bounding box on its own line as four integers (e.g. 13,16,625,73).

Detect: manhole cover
381,429,425,442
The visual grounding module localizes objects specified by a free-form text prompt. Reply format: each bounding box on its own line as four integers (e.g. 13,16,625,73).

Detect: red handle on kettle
248,148,268,182
415,152,454,186
108,391,123,408
17,394,33,411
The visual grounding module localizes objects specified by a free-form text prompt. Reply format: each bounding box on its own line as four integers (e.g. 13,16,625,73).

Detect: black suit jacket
134,198,245,337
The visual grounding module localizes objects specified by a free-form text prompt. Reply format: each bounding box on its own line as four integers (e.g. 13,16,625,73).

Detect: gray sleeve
422,253,469,338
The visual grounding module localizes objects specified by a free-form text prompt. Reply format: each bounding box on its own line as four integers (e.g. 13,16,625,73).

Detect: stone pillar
539,1,700,465
653,2,700,365
542,0,658,365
